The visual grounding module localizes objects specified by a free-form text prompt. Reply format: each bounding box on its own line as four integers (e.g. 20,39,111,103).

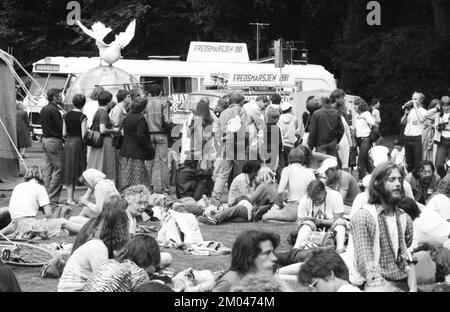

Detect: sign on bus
187,41,250,63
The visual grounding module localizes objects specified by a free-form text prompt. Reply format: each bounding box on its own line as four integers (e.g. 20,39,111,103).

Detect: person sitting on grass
212,230,279,292
262,148,316,222
293,179,347,253
57,201,130,292
198,162,277,225
83,234,161,292
69,169,120,226
297,248,361,292
0,166,82,238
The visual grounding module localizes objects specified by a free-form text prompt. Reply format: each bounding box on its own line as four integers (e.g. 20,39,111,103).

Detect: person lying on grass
0,166,82,238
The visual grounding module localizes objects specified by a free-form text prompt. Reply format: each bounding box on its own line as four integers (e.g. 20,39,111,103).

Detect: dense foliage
1,0,450,135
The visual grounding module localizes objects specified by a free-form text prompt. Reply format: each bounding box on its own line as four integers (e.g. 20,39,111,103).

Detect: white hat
370,146,389,167
362,174,372,188
317,158,339,175
280,101,292,112
446,159,450,167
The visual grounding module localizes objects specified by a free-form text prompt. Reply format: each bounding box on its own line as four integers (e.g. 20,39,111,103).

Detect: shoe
197,216,218,225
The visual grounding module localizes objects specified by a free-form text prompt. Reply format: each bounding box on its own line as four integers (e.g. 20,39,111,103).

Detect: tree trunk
431,0,450,38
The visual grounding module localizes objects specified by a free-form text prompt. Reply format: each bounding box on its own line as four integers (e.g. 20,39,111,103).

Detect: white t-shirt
298,188,344,220
83,100,99,129
385,215,399,259
58,239,109,292
337,284,362,292
278,164,316,202
390,148,406,168
404,107,427,136
426,194,450,221
412,206,450,249
8,180,50,220
355,112,375,138
438,113,450,139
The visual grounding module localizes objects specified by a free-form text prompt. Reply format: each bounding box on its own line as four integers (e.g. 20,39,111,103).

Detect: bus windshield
29,74,48,96
29,73,68,97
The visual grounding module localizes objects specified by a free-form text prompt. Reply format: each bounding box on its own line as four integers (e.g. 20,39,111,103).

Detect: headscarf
82,169,107,189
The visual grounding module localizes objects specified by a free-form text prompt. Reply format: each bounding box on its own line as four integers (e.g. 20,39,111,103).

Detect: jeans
214,204,248,224
42,137,64,204
435,137,450,178
212,159,245,202
404,135,422,172
357,136,373,180
148,134,170,194
277,146,291,182
316,139,342,168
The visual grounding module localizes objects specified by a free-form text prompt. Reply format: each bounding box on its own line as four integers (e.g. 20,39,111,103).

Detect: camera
402,101,414,110
437,121,449,132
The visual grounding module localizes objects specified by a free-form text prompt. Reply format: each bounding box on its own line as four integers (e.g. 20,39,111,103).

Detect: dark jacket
308,105,344,149
40,102,63,139
120,112,155,160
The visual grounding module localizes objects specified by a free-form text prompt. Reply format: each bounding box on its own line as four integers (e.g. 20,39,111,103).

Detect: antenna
249,23,270,60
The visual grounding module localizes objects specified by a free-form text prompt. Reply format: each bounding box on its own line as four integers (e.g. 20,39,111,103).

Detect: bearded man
405,160,440,205
343,162,418,292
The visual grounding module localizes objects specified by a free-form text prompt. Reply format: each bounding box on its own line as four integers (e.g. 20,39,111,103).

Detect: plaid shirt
350,205,413,285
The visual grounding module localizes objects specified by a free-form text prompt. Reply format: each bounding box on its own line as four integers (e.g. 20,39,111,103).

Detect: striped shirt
83,259,149,292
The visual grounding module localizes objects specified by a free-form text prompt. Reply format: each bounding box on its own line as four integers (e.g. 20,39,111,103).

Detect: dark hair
306,180,326,199
72,94,86,109
430,247,450,283
134,281,174,292
47,88,61,102
229,91,245,105
296,145,312,167
99,198,130,258
271,94,282,105
330,89,345,104
98,90,113,107
371,98,380,107
306,95,315,103
130,87,144,100
368,162,404,205
116,89,129,103
288,148,305,164
431,177,450,200
131,97,148,113
116,234,161,268
306,98,321,114
230,230,280,275
256,95,269,103
194,97,213,126
90,86,105,101
297,248,349,286
355,98,370,113
393,138,402,146
397,197,421,221
149,84,162,97
419,160,435,173
241,160,262,174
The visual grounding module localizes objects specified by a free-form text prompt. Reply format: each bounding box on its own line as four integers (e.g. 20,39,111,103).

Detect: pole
249,23,270,60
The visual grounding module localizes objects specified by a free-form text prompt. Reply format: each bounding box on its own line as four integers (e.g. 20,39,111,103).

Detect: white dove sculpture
76,19,136,65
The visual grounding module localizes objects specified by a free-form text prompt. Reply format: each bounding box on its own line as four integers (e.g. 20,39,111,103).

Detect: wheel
0,242,54,267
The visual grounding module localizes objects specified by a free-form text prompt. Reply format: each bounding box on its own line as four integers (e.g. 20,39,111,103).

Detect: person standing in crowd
405,160,440,205
371,98,382,145
307,94,344,163
213,230,279,292
40,88,65,206
110,89,130,188
354,98,375,180
301,97,321,146
390,139,407,174
211,91,249,206
345,162,417,292
262,108,283,174
87,90,120,181
278,101,302,172
293,180,347,253
401,91,427,172
63,94,87,205
16,101,31,158
434,96,450,178
333,92,352,172
146,84,171,194
426,178,450,222
120,97,154,190
263,148,315,222
266,94,282,119
302,96,315,130
317,158,360,215
298,248,361,292
83,86,105,129
243,95,268,160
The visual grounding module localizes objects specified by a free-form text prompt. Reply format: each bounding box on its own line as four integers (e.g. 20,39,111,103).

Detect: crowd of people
1,85,450,292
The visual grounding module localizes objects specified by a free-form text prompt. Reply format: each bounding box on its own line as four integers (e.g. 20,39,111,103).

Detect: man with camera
400,92,427,172
434,96,450,178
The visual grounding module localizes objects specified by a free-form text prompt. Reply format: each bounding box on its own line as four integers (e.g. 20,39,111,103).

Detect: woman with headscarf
16,101,31,158
69,169,120,227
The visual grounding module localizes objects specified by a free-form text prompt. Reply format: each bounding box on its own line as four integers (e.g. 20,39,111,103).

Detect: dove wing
76,20,112,45
113,19,136,48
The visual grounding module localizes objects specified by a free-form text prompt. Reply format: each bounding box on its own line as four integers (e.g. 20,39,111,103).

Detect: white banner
187,41,250,63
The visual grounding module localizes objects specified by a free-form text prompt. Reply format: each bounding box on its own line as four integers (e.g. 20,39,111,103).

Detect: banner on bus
204,71,295,88
187,42,250,63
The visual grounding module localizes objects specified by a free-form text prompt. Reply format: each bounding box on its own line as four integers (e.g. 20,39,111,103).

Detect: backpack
226,107,243,133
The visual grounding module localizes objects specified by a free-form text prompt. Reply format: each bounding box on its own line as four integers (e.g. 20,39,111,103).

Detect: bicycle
0,233,54,267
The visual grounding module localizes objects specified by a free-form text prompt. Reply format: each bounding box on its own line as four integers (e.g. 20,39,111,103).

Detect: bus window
192,78,199,92
29,74,48,96
170,77,194,94
46,74,68,91
140,77,169,96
